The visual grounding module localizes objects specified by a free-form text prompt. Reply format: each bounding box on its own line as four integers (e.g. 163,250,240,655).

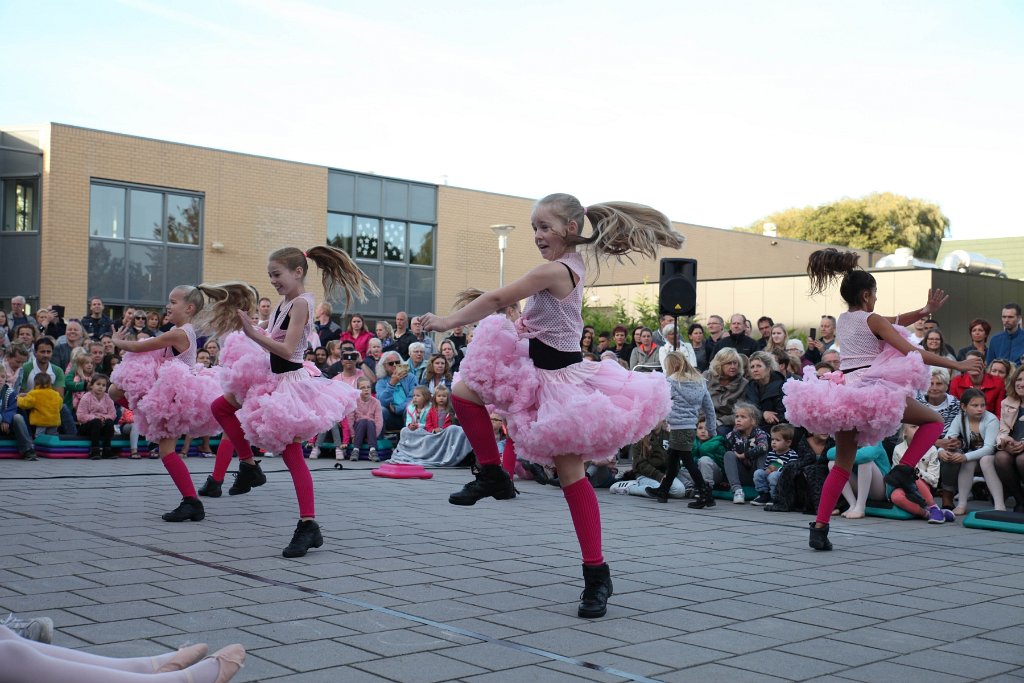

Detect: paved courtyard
1,457,1023,682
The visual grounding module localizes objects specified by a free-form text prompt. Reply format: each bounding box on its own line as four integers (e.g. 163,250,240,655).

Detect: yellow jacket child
17,374,63,428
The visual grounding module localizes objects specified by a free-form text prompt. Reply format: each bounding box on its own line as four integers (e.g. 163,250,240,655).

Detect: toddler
17,373,62,436
751,424,797,505
76,374,117,459
892,423,951,523
346,377,383,461
723,403,770,503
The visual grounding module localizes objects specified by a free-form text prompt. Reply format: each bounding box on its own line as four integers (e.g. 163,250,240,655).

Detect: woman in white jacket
938,388,1004,514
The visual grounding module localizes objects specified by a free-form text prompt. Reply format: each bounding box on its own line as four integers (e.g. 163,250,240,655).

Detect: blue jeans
753,468,782,498
4,415,34,454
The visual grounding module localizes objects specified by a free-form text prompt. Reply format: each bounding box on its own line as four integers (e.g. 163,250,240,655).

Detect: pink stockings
282,442,315,518
562,478,605,566
161,453,196,499
211,396,253,483
901,422,944,469
816,466,850,525
891,479,937,517
451,394,500,467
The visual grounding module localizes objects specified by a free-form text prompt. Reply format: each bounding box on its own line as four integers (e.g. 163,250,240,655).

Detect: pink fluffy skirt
783,344,931,446
110,349,165,409
237,369,359,453
135,362,222,440
460,315,671,466
217,332,273,402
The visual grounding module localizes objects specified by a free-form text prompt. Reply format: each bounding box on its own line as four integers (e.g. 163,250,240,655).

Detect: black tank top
270,309,303,374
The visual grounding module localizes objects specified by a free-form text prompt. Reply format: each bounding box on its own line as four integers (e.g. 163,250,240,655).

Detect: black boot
229,460,267,496
449,464,516,506
283,520,323,558
883,464,926,507
578,563,613,618
527,462,550,486
89,447,102,460
197,476,223,498
644,485,670,503
162,497,205,522
688,482,716,509
808,522,832,551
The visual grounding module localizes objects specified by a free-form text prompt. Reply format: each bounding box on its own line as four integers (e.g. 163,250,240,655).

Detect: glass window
166,195,200,245
327,213,353,254
355,177,382,214
409,223,434,266
2,180,37,232
355,217,379,260
88,240,126,300
383,220,406,263
408,268,434,316
167,247,201,290
129,189,163,241
89,185,125,238
381,265,406,314
128,243,165,302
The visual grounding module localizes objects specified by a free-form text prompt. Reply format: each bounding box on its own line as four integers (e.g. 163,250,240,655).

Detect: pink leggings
891,480,936,518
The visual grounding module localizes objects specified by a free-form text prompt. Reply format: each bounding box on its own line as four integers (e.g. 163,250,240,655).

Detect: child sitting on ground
346,376,383,461
17,373,62,437
722,403,770,503
76,374,117,459
751,423,798,505
891,423,952,523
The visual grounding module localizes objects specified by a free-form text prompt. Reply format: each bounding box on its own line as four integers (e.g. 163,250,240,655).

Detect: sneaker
130,451,141,460
101,447,117,459
309,446,320,459
732,489,746,504
644,486,670,503
162,497,205,522
368,448,378,462
449,464,516,505
527,462,551,486
282,520,323,558
23,449,38,461
609,481,631,495
229,460,267,496
943,509,956,523
926,505,946,524
750,492,771,506
89,447,102,460
1,614,54,643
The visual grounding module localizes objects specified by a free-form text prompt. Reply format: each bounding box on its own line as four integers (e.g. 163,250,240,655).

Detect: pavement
2,456,1024,683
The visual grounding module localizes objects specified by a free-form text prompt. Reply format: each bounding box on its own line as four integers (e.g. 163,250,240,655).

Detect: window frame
0,177,41,233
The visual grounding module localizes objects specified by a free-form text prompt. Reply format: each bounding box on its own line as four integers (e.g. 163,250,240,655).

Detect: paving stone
839,661,971,683
893,649,1018,678
352,651,488,682
252,639,377,671
64,617,185,644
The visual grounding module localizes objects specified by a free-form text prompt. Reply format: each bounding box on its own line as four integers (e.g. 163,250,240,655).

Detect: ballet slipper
952,507,967,516
843,509,865,519
205,644,246,683
155,643,209,673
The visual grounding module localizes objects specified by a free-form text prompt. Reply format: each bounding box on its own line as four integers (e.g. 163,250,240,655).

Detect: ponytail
190,282,260,338
268,246,379,312
806,248,876,307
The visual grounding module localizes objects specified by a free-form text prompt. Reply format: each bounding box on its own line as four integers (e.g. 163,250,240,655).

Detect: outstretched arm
867,313,981,374
420,262,568,333
112,327,186,354
882,289,948,326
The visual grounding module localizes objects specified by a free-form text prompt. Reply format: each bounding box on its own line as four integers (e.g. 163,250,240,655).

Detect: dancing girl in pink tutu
110,284,256,523
203,246,376,558
420,193,681,618
783,249,983,550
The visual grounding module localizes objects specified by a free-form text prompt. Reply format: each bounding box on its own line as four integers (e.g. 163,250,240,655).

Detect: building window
88,180,203,306
1,178,39,232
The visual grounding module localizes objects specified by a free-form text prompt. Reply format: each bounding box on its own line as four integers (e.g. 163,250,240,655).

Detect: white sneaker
309,447,320,459
1,614,53,643
609,481,632,495
732,490,746,504
368,448,378,462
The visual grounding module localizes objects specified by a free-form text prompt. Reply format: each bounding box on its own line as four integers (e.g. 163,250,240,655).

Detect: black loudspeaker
659,258,697,317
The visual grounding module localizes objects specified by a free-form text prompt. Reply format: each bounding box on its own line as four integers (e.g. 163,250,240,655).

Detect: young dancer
645,350,718,508
111,285,250,522
420,193,680,618
203,246,375,557
783,249,982,550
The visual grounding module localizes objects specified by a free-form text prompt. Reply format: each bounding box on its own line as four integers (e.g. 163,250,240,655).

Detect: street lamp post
490,224,515,287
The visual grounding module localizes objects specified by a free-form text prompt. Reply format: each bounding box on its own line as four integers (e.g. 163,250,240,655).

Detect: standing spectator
439,338,462,373
314,302,343,347
376,320,396,352
987,304,1024,365
45,305,67,340
393,311,415,356
755,316,774,350
651,315,674,346
764,324,789,356
704,347,749,436
629,327,660,371
0,310,10,350
119,306,136,330
8,296,31,337
340,313,372,357
744,351,787,427
714,314,758,356
80,297,115,341
76,374,117,459
33,308,51,337
957,318,991,361
203,338,221,367
128,310,151,338
52,320,87,372
610,325,631,364
688,323,713,372
950,350,1006,418
805,314,839,364
376,349,416,431
657,323,697,371
447,325,469,352
257,296,273,329
705,315,726,349
581,326,596,355
398,316,435,359
908,317,928,345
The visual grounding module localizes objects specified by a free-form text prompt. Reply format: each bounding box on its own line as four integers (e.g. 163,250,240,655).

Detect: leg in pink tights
212,437,234,483
561,478,605,566
891,482,932,518
0,626,197,674
161,451,197,499
899,421,944,469
451,393,500,467
282,442,315,519
501,438,517,478
211,396,254,484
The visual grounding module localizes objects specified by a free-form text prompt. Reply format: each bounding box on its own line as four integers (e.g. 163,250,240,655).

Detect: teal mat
962,510,1024,534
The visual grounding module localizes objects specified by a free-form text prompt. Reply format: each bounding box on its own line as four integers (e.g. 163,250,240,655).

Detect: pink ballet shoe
202,644,245,683
155,643,209,673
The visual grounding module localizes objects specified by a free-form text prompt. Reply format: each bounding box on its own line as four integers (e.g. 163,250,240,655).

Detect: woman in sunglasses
375,350,416,432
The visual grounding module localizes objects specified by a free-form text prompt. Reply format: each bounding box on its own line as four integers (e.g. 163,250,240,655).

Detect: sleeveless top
520,252,585,354
269,293,315,373
837,310,883,371
166,324,198,368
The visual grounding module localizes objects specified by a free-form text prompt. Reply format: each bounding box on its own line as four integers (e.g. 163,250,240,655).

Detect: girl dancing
420,193,680,617
783,249,982,550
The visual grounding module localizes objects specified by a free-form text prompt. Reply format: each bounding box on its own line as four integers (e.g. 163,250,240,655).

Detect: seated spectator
331,348,364,389
17,372,63,437
391,385,473,467
950,350,1006,417
256,295,272,329
363,338,383,379
705,314,726,349
715,314,758,356
52,320,86,372
704,347,749,436
100,334,115,357
939,388,1002,514
100,352,121,375
755,316,774,350
76,374,117,459
988,358,1015,391
994,365,1024,512
7,296,31,338
119,306,135,330
422,354,453,395
923,320,956,355
987,303,1024,365
398,315,435,358
64,352,96,413
629,327,660,371
376,350,416,431
651,315,674,346
657,323,697,372
720,403,769,503
827,441,889,519
341,376,383,461
785,338,813,370
595,331,610,354
146,310,162,335
340,313,372,357
820,349,841,371
692,417,728,492
610,325,631,364
196,349,212,368
313,347,329,372
814,362,833,378
581,326,596,355
890,423,948,522
751,423,797,505
407,342,429,382
203,338,221,367
805,314,839,364
33,308,51,337
0,310,9,350
612,422,693,499
744,351,787,427
446,325,469,353
86,341,105,370
375,320,396,353
916,367,961,437
439,338,462,373
764,323,789,356
20,337,76,435
766,431,832,513
688,323,713,372
12,324,36,347
314,302,342,347
924,329,957,367
957,318,991,361
303,349,316,364
127,310,152,338
1,352,36,460
2,342,29,389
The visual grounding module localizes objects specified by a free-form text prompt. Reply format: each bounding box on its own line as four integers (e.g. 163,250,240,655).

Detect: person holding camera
376,349,417,431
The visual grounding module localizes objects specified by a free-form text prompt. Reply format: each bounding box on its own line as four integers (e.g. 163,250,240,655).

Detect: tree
740,193,950,260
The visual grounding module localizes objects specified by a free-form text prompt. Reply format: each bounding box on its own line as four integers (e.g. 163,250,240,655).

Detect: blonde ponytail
191,282,260,338
269,246,379,312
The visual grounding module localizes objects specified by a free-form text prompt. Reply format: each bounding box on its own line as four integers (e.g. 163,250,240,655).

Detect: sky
2,0,1022,241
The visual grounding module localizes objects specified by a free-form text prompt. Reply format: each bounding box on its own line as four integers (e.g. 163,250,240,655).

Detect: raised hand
419,312,448,333
923,288,950,315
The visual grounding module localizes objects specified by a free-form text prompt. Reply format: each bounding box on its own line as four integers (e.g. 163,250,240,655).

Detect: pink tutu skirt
110,349,165,409
135,362,222,440
460,315,671,466
783,342,930,446
217,332,274,402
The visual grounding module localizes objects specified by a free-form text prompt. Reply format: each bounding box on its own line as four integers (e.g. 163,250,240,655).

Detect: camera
341,352,358,361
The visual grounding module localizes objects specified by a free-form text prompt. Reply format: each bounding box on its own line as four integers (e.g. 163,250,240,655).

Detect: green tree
740,192,950,260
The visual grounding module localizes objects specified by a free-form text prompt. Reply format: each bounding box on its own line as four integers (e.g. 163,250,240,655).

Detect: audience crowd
4,294,1024,518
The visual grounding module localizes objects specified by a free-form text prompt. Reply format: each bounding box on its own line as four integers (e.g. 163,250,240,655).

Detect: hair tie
582,207,588,216
303,250,309,258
